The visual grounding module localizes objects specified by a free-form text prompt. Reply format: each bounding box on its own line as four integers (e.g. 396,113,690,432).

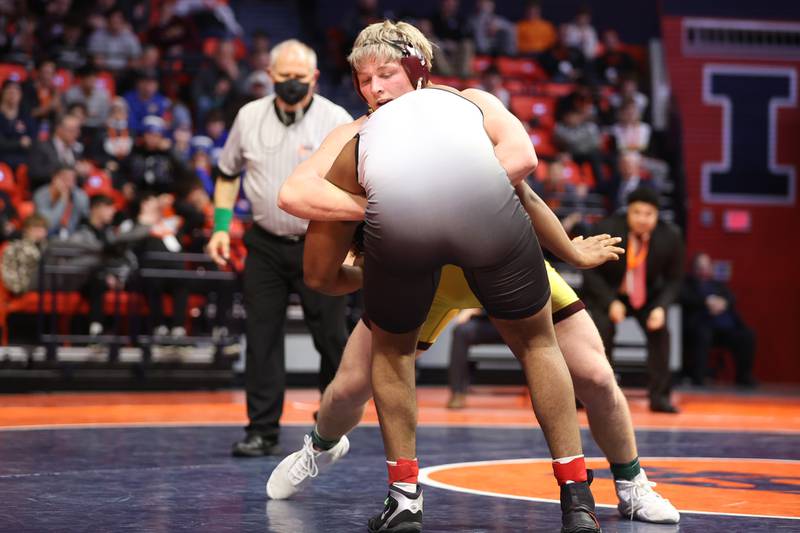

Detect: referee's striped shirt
217,94,353,237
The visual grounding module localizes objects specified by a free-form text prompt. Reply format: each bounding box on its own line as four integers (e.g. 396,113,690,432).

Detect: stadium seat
528,128,557,159
0,162,19,203
14,164,30,201
0,63,28,85
510,95,556,128
496,57,544,81
539,82,577,98
471,55,492,74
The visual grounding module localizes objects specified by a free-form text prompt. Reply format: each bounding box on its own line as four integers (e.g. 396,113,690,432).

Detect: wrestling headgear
352,39,430,103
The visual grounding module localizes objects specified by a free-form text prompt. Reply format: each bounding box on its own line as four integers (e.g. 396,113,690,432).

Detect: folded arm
302,137,366,295
278,119,367,221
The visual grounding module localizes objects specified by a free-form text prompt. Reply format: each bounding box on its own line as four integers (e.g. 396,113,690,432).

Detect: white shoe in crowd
266,434,350,500
615,469,680,524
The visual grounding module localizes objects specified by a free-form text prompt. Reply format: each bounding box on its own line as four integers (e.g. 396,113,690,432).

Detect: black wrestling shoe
367,483,423,532
649,399,679,414
231,434,281,457
561,470,602,533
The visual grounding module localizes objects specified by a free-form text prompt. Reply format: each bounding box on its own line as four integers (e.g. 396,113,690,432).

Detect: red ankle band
552,456,587,486
387,457,419,485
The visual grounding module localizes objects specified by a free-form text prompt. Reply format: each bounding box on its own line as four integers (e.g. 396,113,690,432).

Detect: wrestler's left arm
514,181,624,269
303,137,365,295
461,88,538,186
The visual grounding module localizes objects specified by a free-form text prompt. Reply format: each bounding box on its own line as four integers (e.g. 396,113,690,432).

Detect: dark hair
1,79,22,95
627,186,660,208
75,64,97,78
23,213,49,231
90,194,115,209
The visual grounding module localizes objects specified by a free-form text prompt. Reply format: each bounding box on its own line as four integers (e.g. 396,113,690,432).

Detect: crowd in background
0,0,748,385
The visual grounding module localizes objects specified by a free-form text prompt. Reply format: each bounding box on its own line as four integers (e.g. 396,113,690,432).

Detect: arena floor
1,387,799,532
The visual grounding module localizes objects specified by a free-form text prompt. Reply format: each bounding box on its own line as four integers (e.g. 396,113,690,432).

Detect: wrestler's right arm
277,119,367,221
515,180,624,269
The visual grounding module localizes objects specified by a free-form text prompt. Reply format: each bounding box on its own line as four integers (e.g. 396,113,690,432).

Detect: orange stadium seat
539,82,577,98
0,162,20,203
14,164,30,201
96,72,116,96
0,63,28,85
496,57,544,81
510,95,556,128
471,55,492,74
528,128,557,158
54,69,74,92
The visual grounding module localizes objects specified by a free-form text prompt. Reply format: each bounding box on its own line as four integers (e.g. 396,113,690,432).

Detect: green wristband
214,207,233,233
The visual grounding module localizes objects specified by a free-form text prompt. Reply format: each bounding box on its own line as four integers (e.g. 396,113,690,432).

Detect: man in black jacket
681,252,756,387
582,187,684,412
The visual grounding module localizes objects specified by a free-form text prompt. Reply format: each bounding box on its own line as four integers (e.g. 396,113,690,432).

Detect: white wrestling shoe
615,469,680,524
266,434,350,499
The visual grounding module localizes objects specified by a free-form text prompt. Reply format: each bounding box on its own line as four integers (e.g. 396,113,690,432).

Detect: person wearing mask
206,39,351,457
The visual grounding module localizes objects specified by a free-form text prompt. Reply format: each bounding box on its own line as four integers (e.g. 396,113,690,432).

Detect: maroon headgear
351,39,430,104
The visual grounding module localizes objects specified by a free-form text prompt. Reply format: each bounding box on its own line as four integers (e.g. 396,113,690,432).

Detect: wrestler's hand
207,231,230,267
571,234,625,269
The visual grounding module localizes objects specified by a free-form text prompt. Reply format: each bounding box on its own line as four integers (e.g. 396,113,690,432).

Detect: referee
208,39,351,457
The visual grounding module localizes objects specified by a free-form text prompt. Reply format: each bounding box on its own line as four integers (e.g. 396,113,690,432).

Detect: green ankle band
310,427,340,451
610,456,641,481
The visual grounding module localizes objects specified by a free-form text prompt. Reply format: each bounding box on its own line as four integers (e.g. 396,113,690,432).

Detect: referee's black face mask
275,78,310,105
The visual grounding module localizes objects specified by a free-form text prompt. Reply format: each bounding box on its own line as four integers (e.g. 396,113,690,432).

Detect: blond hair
348,20,434,72
270,39,317,72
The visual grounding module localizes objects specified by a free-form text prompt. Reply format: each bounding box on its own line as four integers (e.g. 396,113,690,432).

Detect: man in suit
681,252,756,387
28,114,90,190
582,187,684,412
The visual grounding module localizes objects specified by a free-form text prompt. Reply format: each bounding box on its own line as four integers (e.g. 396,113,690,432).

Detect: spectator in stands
33,165,90,236
516,0,557,57
609,76,649,118
203,109,228,155
343,0,391,43
532,157,589,219
92,97,133,173
0,184,17,244
597,30,638,86
429,0,473,78
171,124,193,163
681,253,757,387
146,1,200,61
122,115,191,196
173,0,244,37
50,18,87,70
582,187,684,413
64,65,111,131
87,8,142,72
133,190,190,343
0,79,36,169
35,0,72,50
1,213,49,295
470,0,516,56
250,29,271,54
553,106,604,185
21,58,63,129
193,39,247,122
600,150,662,213
610,98,651,153
28,114,92,190
123,69,171,135
189,135,215,195
445,308,493,409
610,98,669,183
477,65,509,108
561,6,599,63
65,194,127,340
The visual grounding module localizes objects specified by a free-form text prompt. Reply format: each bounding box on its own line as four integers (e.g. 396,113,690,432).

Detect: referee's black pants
242,225,347,439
